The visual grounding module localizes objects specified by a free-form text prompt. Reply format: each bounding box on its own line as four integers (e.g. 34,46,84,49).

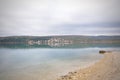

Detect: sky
0,0,120,36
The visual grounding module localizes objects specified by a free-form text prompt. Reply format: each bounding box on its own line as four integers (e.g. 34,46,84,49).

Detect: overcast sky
0,0,120,36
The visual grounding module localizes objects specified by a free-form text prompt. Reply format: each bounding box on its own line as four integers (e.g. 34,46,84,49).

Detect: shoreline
57,51,120,80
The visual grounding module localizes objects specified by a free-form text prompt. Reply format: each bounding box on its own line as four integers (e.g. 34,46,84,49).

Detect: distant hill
0,35,120,44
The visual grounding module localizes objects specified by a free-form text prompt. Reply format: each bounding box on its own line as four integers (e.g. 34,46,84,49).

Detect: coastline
57,51,120,80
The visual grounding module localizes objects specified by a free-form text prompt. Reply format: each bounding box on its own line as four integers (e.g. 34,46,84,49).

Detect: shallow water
0,47,119,80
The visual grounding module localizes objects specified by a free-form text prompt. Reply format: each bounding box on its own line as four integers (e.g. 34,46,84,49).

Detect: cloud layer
0,0,120,36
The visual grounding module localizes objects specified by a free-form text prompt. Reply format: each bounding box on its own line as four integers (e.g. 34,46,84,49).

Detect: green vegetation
0,36,120,44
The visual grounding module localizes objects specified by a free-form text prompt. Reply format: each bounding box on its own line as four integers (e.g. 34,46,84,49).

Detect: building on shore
27,38,73,47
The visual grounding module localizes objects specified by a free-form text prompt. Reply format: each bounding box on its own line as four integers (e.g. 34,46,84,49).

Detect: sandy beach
58,51,120,80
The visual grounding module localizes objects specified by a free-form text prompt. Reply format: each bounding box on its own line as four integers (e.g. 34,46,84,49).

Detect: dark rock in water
99,50,106,54
99,50,112,54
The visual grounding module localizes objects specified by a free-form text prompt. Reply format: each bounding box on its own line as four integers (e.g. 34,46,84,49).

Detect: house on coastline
48,38,72,47
27,37,73,47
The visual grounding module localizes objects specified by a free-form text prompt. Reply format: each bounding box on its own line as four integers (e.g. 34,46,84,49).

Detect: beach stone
74,71,77,74
69,72,74,74
68,76,72,79
98,75,101,77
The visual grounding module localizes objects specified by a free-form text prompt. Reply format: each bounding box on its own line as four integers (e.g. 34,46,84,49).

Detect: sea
0,43,119,80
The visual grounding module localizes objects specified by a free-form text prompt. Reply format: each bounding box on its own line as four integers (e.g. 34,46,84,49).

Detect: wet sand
58,51,120,80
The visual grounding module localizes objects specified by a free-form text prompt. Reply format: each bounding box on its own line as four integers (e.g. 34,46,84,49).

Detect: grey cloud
0,0,120,36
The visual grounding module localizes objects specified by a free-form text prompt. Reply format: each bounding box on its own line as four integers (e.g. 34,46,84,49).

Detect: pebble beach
58,51,120,80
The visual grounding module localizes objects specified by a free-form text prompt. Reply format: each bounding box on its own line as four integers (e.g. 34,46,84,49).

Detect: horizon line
0,34,120,37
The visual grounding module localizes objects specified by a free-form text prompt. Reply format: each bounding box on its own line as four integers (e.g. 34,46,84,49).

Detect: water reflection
0,43,120,49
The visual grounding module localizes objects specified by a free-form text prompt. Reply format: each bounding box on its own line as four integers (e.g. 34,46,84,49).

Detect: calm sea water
0,45,119,80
